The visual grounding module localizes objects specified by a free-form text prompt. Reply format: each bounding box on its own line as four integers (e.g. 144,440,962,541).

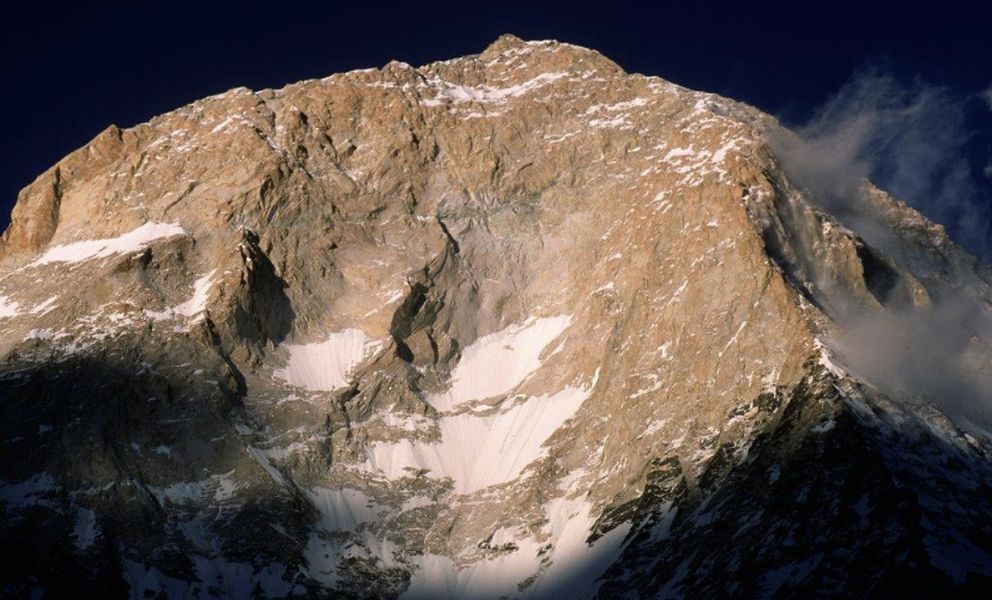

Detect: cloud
984,84,992,112
772,70,990,262
768,70,992,427
827,294,992,426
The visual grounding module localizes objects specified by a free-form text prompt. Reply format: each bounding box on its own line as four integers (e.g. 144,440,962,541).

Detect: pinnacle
477,34,624,79
482,33,530,54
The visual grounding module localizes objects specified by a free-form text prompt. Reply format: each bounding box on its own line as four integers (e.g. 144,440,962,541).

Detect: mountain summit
1,36,991,598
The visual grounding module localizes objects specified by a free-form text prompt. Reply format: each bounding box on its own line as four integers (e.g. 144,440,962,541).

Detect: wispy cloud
774,70,990,261
769,70,992,427
828,293,992,426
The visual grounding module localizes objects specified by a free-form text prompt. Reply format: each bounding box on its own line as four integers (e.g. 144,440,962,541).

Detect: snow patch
815,338,849,378
153,445,172,456
425,72,568,105
124,557,292,599
31,222,186,266
308,488,379,532
73,506,99,549
0,295,20,319
145,270,217,321
24,328,56,341
589,116,633,129
402,494,629,599
0,472,57,509
428,315,572,411
30,296,58,315
924,525,992,584
366,382,594,494
526,496,631,598
123,561,192,599
581,98,648,115
761,555,823,597
811,419,836,433
150,471,243,505
209,115,252,134
276,329,382,392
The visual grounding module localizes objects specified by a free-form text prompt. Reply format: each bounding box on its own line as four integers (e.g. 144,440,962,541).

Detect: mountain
1,34,991,598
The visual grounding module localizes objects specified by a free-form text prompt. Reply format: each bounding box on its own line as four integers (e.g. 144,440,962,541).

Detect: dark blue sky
3,1,991,243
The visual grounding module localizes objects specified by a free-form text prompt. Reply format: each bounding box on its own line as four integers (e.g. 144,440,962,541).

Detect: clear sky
3,1,990,254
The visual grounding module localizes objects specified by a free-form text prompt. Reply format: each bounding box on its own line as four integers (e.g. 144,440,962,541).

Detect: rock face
2,34,991,598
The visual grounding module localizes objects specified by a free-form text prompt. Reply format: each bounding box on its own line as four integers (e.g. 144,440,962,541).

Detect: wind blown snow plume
826,294,992,427
772,71,991,261
771,71,992,427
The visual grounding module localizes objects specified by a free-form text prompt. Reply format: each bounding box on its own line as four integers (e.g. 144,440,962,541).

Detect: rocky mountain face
2,34,991,598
